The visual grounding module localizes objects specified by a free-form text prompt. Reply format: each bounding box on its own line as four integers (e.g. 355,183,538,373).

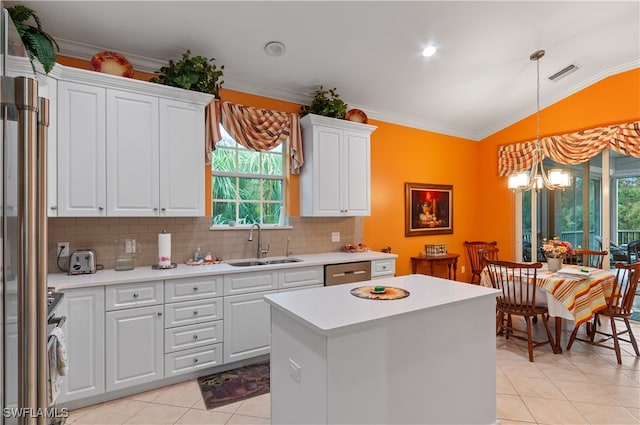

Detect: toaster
69,249,97,275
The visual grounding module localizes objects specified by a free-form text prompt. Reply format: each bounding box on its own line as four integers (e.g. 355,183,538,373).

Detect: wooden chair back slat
465,240,498,284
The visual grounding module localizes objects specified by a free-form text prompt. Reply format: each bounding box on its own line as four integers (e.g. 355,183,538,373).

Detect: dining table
481,264,616,352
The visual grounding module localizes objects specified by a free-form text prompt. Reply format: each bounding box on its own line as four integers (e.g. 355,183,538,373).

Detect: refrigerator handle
37,96,50,416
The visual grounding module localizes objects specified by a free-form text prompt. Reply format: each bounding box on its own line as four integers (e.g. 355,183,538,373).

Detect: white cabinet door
223,290,277,363
57,81,106,216
343,130,370,215
311,125,343,216
106,90,159,216
57,287,105,403
159,99,205,216
38,74,59,217
105,305,163,392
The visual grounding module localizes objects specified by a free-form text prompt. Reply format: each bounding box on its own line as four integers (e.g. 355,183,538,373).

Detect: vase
547,257,563,272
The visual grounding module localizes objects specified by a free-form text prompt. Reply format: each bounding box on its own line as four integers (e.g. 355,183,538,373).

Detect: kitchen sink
261,257,303,265
226,257,303,267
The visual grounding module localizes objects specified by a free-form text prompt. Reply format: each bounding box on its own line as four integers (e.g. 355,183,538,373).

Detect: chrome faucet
248,224,269,258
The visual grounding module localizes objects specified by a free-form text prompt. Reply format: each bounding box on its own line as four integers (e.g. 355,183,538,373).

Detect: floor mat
197,361,270,409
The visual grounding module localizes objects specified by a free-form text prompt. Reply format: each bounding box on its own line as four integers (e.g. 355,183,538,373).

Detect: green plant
7,5,59,74
300,86,348,119
150,49,224,97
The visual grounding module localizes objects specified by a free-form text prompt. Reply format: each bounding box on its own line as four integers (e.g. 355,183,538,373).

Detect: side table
411,253,460,280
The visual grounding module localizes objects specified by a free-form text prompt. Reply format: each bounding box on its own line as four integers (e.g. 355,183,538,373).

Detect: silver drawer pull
193,357,198,363
157,312,163,316
193,287,198,292
193,311,198,316
133,293,139,298
193,335,198,340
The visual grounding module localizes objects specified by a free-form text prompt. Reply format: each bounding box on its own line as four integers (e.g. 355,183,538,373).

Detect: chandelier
508,50,571,191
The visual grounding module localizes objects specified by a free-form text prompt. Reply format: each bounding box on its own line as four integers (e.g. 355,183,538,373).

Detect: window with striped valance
205,99,303,174
498,121,640,176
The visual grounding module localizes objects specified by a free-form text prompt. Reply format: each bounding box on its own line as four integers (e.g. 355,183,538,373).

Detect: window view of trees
211,126,285,226
618,177,640,242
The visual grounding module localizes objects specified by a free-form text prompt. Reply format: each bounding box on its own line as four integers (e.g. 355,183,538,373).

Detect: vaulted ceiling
9,1,640,140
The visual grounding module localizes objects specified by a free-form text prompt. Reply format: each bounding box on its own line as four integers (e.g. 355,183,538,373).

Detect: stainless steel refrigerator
1,5,50,425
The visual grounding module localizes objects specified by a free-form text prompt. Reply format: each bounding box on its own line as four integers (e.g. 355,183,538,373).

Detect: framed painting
405,183,453,236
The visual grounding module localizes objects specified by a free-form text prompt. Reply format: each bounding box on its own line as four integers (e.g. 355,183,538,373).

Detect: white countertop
264,274,500,336
48,251,397,290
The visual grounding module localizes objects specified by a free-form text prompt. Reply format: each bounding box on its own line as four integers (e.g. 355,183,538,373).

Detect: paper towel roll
158,232,171,267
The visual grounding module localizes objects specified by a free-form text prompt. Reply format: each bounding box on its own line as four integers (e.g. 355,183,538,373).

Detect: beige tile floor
66,318,640,425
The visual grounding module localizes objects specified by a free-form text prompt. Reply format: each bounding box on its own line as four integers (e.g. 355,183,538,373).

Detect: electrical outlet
289,358,301,383
57,242,69,257
461,265,466,273
331,232,340,242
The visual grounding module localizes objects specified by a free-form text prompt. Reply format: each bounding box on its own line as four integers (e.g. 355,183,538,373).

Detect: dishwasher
325,261,372,286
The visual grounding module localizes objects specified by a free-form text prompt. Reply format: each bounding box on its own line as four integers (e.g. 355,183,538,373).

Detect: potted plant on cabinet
7,5,59,74
300,86,348,119
150,49,225,98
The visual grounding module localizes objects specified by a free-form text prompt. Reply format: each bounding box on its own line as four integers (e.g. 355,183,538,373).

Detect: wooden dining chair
464,241,497,284
627,240,640,264
566,262,640,364
568,249,608,269
484,258,556,362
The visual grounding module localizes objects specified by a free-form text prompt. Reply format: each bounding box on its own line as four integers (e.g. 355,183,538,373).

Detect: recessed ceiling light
264,41,286,57
421,45,437,58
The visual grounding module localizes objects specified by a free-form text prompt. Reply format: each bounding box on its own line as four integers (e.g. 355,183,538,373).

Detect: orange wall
57,55,640,280
478,68,640,263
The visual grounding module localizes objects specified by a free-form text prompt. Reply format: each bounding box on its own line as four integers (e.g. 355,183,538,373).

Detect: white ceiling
9,1,640,140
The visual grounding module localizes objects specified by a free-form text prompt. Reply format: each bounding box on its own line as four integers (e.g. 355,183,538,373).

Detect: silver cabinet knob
98,206,104,211
193,357,198,363
133,293,139,298
153,207,158,211
193,335,198,340
50,205,57,210
157,312,162,316
161,207,166,212
193,311,198,316
193,287,198,292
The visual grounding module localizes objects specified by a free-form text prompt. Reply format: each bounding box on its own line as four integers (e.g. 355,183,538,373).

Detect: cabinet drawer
105,281,163,311
164,343,223,378
371,259,396,277
223,270,278,295
165,276,223,302
164,320,223,353
279,266,324,289
164,298,223,328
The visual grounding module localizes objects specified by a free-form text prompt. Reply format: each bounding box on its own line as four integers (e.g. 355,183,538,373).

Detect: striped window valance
498,121,640,176
205,99,303,174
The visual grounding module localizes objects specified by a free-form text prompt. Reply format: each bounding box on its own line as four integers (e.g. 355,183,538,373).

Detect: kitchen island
264,274,500,425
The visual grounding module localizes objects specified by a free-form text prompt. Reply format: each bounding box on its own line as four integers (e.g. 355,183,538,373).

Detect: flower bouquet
542,237,573,272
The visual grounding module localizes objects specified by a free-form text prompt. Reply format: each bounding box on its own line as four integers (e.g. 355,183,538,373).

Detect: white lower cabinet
163,276,224,377
58,287,105,403
371,258,396,279
223,290,277,363
105,304,164,392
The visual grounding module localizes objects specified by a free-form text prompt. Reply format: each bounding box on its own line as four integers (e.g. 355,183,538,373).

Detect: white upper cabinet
55,65,213,217
106,90,159,216
299,114,376,216
57,81,107,216
159,99,205,216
